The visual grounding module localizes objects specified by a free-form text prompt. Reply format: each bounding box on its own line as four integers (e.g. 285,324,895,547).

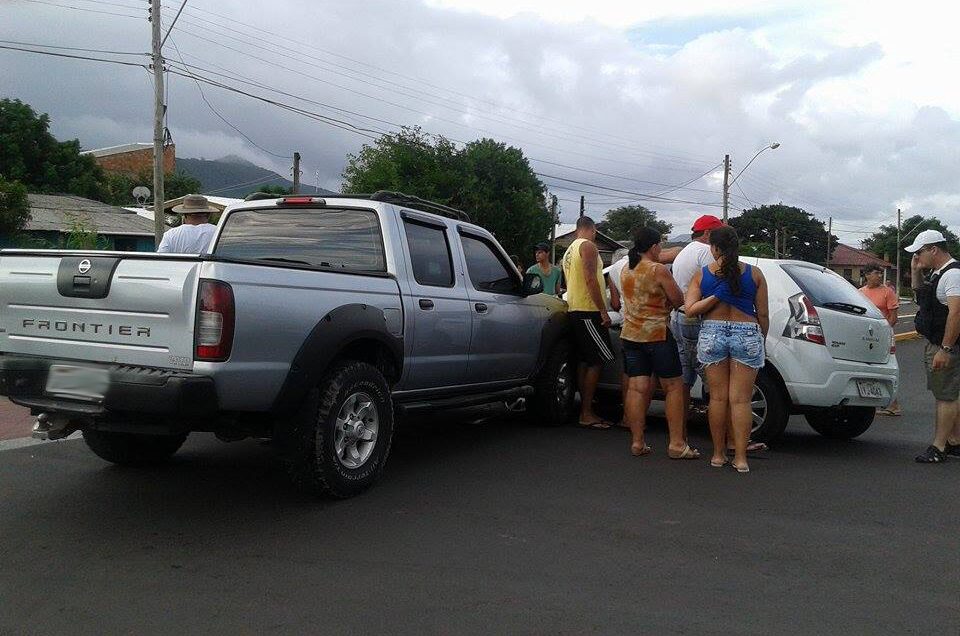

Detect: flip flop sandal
578,420,612,430
731,462,750,473
727,441,769,453
631,443,652,456
710,457,729,468
668,444,701,460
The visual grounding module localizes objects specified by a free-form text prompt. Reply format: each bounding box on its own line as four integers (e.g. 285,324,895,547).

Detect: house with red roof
827,243,894,284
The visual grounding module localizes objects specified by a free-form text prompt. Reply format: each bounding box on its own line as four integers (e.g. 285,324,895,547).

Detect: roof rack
296,190,471,223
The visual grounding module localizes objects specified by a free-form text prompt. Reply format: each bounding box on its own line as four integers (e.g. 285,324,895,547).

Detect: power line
0,39,146,56
0,44,149,68
16,0,144,19
168,39,290,159
537,174,726,208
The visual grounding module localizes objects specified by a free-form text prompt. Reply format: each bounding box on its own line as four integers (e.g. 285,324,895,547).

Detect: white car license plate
856,380,884,399
45,365,110,401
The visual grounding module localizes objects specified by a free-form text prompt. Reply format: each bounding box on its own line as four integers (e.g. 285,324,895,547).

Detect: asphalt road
1,338,958,634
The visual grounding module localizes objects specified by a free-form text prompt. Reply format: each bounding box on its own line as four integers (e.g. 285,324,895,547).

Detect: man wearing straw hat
157,194,218,254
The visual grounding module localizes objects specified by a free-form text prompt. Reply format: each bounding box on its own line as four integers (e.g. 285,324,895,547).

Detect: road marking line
0,431,82,451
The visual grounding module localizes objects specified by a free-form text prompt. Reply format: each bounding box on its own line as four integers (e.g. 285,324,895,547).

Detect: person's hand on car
600,310,611,327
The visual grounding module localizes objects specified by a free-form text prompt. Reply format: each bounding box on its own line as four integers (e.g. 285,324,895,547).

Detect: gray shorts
924,342,960,401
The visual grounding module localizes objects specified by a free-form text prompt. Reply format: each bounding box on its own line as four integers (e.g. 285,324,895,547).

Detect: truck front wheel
530,342,575,426
280,361,394,498
83,430,188,465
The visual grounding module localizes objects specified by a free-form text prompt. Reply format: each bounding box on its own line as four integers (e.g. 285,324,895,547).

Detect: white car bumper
785,363,900,408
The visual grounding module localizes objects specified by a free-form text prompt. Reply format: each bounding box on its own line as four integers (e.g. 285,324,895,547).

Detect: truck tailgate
0,253,201,371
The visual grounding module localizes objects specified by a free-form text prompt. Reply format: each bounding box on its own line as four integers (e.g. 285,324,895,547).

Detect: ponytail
710,226,741,295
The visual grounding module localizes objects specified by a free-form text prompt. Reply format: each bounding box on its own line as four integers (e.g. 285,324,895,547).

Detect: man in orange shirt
859,264,901,415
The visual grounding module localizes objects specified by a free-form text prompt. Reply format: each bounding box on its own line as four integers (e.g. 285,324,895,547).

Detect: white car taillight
783,293,825,345
195,279,235,361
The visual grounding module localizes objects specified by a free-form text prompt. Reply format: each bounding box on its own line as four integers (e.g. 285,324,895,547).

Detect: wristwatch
941,345,955,354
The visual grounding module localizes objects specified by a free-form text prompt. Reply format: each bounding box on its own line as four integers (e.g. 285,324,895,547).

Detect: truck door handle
419,298,434,310
474,303,488,313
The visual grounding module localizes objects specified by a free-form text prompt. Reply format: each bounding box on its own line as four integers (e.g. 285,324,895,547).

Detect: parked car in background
599,257,899,442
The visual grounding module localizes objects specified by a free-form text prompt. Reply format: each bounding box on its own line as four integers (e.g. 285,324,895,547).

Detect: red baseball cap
691,215,724,232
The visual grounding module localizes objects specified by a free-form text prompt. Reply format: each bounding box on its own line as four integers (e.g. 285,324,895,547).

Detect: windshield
214,208,386,272
781,263,885,319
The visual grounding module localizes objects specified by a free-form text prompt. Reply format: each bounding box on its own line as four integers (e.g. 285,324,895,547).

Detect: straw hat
171,194,219,215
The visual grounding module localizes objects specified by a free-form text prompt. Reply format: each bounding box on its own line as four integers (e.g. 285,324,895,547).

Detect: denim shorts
670,312,702,386
622,333,683,379
697,320,765,369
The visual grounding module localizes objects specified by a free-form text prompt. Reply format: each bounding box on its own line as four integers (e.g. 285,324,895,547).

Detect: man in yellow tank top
561,216,615,429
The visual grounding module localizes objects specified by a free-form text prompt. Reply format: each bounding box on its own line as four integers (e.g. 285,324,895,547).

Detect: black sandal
946,443,960,458
915,445,947,463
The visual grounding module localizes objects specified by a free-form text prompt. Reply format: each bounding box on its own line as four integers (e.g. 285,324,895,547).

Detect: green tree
596,205,672,241
342,127,551,258
862,215,960,268
740,241,775,258
0,98,109,200
63,214,108,250
251,184,292,197
104,170,201,206
729,204,837,264
0,176,31,235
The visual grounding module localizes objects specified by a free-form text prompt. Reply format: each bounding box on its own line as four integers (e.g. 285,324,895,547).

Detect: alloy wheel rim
556,362,573,405
334,391,379,469
751,384,768,433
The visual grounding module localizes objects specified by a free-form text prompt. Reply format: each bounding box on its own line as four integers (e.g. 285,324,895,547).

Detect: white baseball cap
905,229,948,253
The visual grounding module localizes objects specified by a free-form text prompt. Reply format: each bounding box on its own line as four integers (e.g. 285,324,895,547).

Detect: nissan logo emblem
78,259,91,274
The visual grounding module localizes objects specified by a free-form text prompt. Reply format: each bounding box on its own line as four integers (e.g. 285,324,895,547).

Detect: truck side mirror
521,272,543,296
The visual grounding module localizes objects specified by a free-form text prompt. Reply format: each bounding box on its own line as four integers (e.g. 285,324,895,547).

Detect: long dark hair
628,226,662,268
710,225,741,295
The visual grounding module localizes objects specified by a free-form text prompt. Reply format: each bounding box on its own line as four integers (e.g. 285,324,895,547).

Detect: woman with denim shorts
684,226,769,473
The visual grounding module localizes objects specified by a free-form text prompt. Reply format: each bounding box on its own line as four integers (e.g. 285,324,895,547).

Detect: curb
895,331,919,342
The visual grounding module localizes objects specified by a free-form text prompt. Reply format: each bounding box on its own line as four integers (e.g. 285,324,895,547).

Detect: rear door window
781,263,884,318
403,220,454,287
215,208,386,272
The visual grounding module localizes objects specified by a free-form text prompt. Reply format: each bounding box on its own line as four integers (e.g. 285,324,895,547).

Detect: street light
723,142,780,221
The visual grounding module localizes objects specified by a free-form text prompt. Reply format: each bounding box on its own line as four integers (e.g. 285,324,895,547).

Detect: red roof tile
828,243,892,267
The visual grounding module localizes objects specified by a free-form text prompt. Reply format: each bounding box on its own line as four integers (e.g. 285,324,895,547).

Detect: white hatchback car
599,257,900,442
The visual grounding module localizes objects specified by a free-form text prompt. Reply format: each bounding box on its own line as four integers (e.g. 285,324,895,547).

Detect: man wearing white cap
906,228,960,463
157,194,218,254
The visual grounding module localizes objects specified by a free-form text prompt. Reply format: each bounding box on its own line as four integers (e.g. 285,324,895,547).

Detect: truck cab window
461,234,519,294
404,220,454,287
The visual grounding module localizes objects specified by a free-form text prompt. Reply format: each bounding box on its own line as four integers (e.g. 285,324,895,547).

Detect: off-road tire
530,341,575,426
805,406,875,440
83,430,188,465
279,361,394,498
750,369,790,443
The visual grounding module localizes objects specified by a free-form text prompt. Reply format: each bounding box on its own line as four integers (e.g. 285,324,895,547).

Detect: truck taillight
195,280,235,361
783,293,825,345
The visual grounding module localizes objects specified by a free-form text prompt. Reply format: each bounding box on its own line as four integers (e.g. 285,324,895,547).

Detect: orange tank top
620,260,669,343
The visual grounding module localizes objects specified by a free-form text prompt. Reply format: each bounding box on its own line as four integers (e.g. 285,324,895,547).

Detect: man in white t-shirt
907,229,960,463
157,194,218,253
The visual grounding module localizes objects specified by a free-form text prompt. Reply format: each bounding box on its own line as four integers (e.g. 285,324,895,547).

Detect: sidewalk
0,400,35,441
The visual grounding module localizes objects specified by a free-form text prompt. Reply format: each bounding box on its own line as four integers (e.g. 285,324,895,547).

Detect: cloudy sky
2,0,958,243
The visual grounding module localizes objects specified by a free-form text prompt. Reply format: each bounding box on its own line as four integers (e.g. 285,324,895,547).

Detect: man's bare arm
580,241,608,313
658,246,681,264
942,296,960,348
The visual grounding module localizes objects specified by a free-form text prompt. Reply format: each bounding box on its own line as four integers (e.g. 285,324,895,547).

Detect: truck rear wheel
805,406,875,439
83,430,188,465
530,342,575,426
280,361,394,498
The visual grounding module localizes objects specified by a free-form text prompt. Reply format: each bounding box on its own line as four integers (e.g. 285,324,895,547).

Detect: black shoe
915,445,947,463
946,443,960,458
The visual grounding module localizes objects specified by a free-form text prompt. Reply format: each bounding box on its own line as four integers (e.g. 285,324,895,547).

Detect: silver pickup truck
0,193,574,497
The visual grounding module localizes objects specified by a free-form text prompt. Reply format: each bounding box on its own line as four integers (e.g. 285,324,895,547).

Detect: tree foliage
254,184,293,196
861,215,960,266
342,127,551,257
728,204,837,264
596,205,672,241
0,176,31,235
104,170,202,206
0,98,109,200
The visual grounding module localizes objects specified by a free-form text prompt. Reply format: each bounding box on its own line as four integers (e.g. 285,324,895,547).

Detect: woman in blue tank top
684,226,769,473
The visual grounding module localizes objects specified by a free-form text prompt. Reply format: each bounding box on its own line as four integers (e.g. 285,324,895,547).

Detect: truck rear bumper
0,355,218,417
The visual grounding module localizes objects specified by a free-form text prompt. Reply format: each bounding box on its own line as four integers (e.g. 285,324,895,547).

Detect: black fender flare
530,310,571,380
270,304,404,413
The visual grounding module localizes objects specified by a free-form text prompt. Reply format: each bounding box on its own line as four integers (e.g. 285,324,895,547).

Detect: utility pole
579,195,585,218
896,208,902,299
774,228,779,259
826,217,832,265
549,195,558,263
721,154,731,222
150,0,165,247
292,152,301,194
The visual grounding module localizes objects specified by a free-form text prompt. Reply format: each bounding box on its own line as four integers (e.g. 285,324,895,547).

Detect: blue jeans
670,312,702,386
697,320,765,369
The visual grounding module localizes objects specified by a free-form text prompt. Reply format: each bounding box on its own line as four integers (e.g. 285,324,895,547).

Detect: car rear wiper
821,301,867,315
